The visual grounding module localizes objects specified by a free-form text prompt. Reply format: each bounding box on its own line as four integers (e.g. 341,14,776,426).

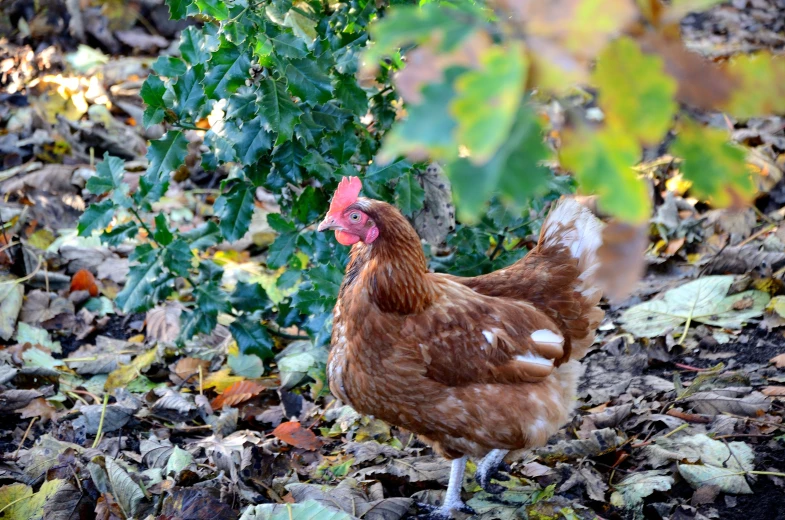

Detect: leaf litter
2,0,785,519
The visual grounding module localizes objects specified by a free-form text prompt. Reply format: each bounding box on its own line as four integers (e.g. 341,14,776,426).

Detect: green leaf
170,64,206,119
328,132,358,165
140,74,167,127
162,239,193,277
230,312,274,359
87,154,125,195
205,39,251,100
619,275,770,338
228,352,265,378
78,200,115,236
284,9,317,42
394,171,425,215
335,76,368,116
560,125,650,223
269,32,308,59
152,56,187,77
671,119,754,207
141,131,189,202
226,85,260,120
366,159,411,183
102,222,138,246
267,230,298,269
259,78,302,143
724,52,785,119
116,245,166,313
153,214,173,245
180,26,211,65
106,458,145,519
214,181,255,242
451,43,526,164
593,37,677,144
230,281,269,312
448,107,551,220
285,58,334,106
194,0,229,19
380,73,458,163
165,0,190,20
182,221,221,250
365,4,471,66
235,115,273,164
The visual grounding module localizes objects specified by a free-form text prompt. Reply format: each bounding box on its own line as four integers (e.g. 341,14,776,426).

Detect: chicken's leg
419,456,473,519
475,449,510,494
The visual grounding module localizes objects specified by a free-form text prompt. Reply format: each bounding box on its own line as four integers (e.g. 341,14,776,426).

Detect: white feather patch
515,352,553,367
531,329,564,347
482,330,494,344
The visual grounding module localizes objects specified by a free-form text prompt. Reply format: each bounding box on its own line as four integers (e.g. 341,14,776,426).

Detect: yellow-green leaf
671,120,754,207
450,43,526,164
105,347,158,391
593,37,678,144
560,126,650,223
724,52,785,120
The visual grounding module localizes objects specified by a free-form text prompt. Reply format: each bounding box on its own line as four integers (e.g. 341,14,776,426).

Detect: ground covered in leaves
2,1,785,519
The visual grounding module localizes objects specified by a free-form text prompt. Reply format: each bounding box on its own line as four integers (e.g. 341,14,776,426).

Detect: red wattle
335,230,361,245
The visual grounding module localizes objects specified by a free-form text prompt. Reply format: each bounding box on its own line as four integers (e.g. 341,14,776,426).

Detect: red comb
328,176,362,214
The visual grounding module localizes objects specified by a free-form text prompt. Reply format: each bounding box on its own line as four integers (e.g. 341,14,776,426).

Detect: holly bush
79,0,781,364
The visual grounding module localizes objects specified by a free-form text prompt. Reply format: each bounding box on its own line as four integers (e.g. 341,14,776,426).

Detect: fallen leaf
70,269,99,297
770,353,785,368
172,357,211,383
610,470,674,509
620,275,770,338
0,275,24,340
105,347,158,391
272,420,323,450
211,380,264,409
147,304,182,343
202,368,245,393
17,397,58,423
762,386,785,397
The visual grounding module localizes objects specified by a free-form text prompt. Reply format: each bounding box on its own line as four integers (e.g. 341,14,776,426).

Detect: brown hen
318,177,604,518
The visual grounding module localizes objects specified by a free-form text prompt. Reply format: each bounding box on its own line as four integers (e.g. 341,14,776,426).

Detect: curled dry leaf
172,357,211,384
761,386,785,397
272,420,323,450
70,268,99,297
771,353,785,368
210,379,264,409
147,304,182,343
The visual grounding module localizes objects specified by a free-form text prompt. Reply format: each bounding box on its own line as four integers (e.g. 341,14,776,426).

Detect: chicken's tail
536,198,605,360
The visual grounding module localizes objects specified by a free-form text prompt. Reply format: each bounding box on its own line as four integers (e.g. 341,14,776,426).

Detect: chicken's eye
350,212,361,222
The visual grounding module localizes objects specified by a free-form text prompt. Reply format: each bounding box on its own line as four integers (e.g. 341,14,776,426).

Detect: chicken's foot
417,456,474,519
474,449,511,494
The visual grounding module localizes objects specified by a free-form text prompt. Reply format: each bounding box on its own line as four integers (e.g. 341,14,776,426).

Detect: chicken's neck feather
340,200,436,315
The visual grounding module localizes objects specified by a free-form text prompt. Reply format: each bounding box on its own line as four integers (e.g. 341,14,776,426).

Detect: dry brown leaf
173,357,211,383
17,397,58,423
147,304,182,343
761,386,785,397
771,354,785,368
211,380,264,409
272,420,323,451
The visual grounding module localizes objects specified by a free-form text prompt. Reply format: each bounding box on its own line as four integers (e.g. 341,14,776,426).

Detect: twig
13,417,37,459
92,393,109,448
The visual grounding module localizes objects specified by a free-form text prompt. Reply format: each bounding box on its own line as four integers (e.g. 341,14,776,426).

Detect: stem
13,417,37,459
172,123,207,131
92,393,109,449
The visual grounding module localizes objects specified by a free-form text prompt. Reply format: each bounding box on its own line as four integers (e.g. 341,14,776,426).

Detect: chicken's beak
317,215,337,232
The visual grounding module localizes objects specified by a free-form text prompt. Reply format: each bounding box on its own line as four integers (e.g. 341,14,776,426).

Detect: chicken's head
317,177,379,246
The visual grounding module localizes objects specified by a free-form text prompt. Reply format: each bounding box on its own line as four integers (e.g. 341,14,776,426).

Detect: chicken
317,176,605,518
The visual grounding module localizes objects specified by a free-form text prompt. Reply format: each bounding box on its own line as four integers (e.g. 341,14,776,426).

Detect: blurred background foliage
3,0,781,386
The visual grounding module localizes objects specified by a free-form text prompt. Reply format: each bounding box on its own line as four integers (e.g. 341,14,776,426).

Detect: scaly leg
419,456,474,519
475,449,510,494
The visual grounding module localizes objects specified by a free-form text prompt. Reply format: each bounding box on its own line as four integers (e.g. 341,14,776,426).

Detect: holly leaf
259,78,302,143
77,200,115,236
139,131,188,205
366,159,412,183
235,115,273,164
671,120,755,207
152,56,187,77
560,125,650,223
269,32,308,58
141,74,167,127
451,43,526,164
593,37,678,144
395,171,425,215
230,281,269,312
205,39,251,99
116,245,167,313
230,312,275,359
170,64,206,120
194,0,229,20
214,180,255,242
225,85,260,120
165,0,190,20
180,26,211,65
86,153,126,195
285,58,334,106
